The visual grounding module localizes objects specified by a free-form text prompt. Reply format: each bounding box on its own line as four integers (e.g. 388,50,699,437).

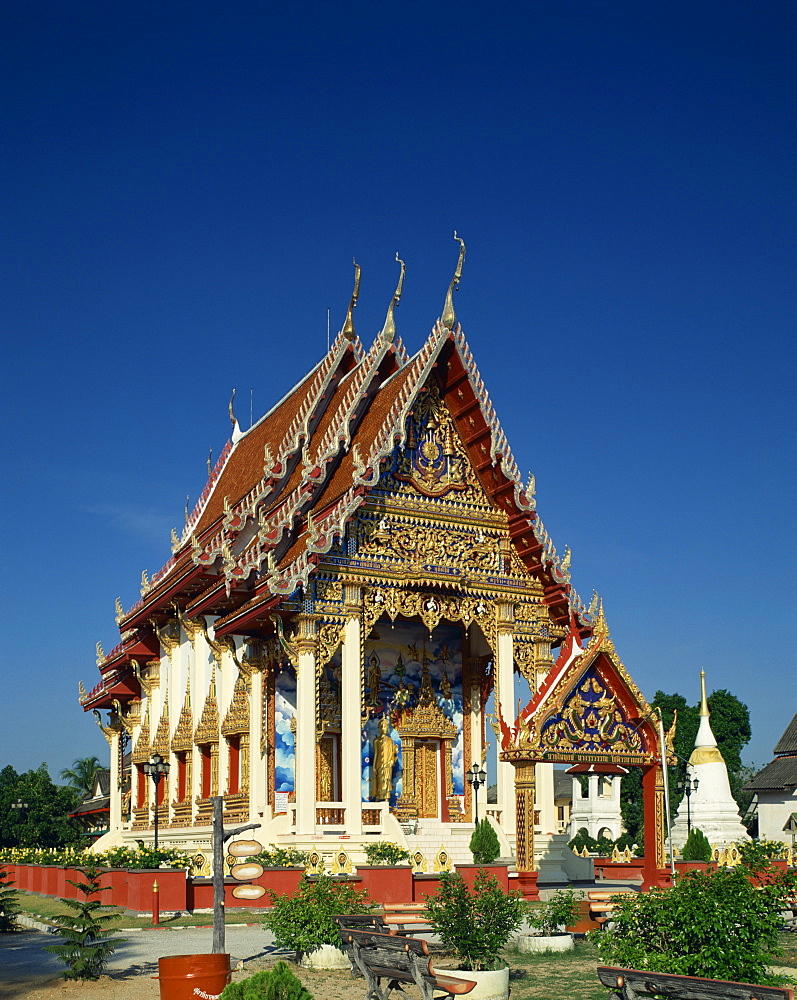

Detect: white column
342,591,363,834
108,729,121,833
249,669,267,820
295,615,317,835
495,603,516,833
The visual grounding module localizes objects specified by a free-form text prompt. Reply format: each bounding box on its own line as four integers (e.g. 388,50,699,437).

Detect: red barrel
157,953,232,1000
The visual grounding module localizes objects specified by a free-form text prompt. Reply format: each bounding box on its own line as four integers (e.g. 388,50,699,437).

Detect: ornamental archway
499,610,675,893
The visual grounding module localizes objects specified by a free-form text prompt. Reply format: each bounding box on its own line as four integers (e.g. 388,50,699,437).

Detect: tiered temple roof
82,251,595,712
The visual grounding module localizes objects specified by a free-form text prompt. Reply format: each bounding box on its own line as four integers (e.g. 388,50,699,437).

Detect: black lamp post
679,774,700,837
143,753,170,849
466,763,487,823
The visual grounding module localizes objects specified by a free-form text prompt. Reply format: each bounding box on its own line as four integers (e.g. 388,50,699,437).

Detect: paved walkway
0,924,280,998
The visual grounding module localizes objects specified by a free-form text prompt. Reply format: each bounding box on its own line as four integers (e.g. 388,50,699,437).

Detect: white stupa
670,670,749,853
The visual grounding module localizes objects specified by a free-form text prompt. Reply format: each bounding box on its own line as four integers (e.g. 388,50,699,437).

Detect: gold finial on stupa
380,253,405,343
442,231,466,330
341,258,361,342
699,669,709,716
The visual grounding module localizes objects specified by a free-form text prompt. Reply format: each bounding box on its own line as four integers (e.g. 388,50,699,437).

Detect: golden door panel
316,736,336,801
417,741,439,818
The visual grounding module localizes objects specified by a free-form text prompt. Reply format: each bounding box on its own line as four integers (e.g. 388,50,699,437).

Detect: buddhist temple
669,671,749,853
80,239,674,884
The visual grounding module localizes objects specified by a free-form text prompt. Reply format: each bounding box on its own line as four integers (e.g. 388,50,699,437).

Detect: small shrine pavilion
80,239,672,883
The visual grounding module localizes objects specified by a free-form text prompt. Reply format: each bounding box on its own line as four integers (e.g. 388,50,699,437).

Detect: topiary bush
362,842,410,866
591,863,797,985
221,961,314,1000
265,874,374,959
0,868,20,932
469,818,501,865
44,862,123,979
681,827,712,862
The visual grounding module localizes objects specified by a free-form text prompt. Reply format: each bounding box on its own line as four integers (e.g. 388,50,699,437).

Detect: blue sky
1,1,794,783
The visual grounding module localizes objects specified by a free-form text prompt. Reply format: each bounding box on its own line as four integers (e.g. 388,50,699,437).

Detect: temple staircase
402,819,515,869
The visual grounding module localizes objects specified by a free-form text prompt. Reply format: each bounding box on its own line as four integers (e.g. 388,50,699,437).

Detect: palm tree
60,757,103,798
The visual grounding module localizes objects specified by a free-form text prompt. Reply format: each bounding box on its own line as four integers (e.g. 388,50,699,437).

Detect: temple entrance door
417,740,439,818
316,735,339,802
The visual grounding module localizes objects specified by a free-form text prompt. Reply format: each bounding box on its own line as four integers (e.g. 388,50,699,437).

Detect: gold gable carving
171,684,193,752
195,675,220,745
152,701,171,757
221,675,250,736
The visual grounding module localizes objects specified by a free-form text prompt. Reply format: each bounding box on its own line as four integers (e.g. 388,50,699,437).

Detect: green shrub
424,869,524,971
591,863,797,984
469,818,501,865
221,962,314,1000
265,874,374,958
44,862,122,979
94,845,191,869
735,838,788,865
528,888,578,936
250,845,309,868
362,842,410,866
681,827,712,862
0,867,20,932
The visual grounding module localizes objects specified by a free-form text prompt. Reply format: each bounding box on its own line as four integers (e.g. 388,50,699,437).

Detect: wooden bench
338,927,476,1000
382,902,434,933
597,965,795,1000
588,890,637,926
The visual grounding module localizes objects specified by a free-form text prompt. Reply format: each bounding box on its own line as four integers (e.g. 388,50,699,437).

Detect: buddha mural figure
371,716,398,801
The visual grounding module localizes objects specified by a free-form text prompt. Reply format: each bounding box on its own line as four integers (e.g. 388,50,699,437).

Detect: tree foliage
44,862,122,979
0,764,84,848
60,757,103,798
0,867,20,932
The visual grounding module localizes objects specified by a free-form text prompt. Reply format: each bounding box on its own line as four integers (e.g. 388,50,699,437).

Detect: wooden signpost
211,796,264,954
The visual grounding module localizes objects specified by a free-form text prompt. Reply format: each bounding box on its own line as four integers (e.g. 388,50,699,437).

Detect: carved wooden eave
221,675,250,737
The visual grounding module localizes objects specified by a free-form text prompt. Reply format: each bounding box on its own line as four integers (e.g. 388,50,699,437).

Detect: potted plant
265,873,374,969
522,888,578,953
424,869,524,1000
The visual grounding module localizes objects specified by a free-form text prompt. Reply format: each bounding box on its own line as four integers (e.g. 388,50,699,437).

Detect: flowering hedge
0,845,191,869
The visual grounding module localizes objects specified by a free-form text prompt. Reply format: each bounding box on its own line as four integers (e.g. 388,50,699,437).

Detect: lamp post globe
143,753,171,849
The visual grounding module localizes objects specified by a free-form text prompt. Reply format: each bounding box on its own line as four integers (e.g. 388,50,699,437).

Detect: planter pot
156,952,231,1000
439,965,509,1000
299,945,351,970
517,932,574,954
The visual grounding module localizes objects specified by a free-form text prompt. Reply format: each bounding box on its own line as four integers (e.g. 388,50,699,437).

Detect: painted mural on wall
274,665,296,800
361,618,465,809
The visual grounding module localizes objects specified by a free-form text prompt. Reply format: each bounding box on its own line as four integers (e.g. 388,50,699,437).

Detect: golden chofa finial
380,253,406,343
442,231,466,330
341,258,361,342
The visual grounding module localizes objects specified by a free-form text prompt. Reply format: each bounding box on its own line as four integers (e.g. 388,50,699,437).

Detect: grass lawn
14,889,268,929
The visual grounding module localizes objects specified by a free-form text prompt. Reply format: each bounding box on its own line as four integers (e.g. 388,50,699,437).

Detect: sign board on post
227,839,266,900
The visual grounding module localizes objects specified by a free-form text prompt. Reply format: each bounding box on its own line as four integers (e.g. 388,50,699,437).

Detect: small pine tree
221,962,314,1000
0,868,20,932
681,827,712,862
44,862,122,979
469,817,501,865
